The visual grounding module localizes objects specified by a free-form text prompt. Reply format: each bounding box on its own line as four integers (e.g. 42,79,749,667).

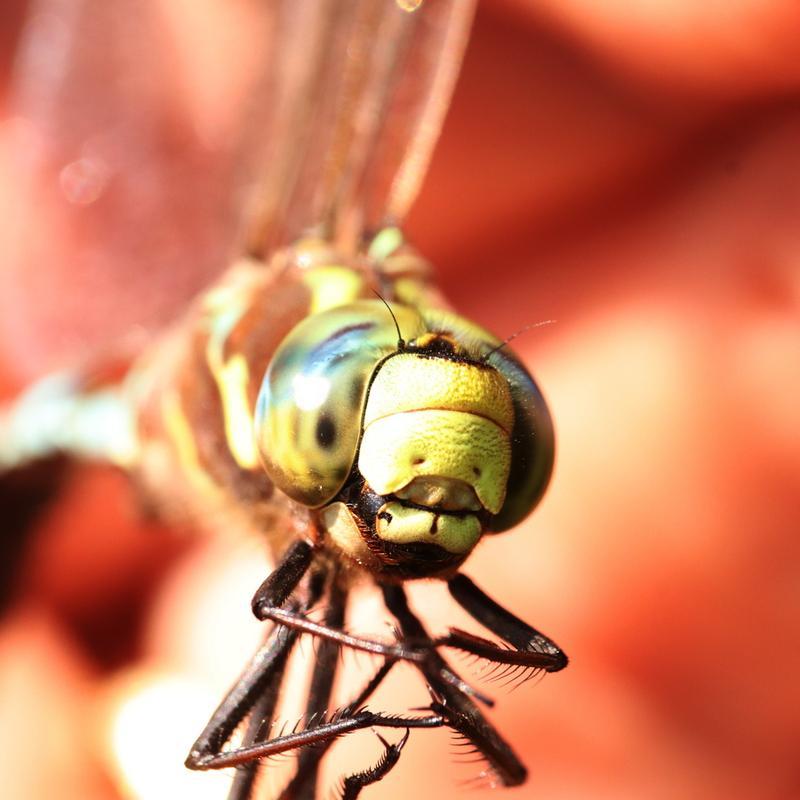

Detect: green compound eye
255,300,426,507
484,346,554,531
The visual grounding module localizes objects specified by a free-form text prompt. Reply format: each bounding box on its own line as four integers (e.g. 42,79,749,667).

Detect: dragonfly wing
245,0,476,255
1,0,474,384
1,1,275,380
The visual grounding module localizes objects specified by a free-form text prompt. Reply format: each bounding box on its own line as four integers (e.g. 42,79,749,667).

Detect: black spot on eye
316,414,336,449
472,467,482,477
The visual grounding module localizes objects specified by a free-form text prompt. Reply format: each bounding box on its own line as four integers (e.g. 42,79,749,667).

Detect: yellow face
256,301,554,580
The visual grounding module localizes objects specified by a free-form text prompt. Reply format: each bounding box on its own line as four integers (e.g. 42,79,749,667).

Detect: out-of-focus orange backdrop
1,1,799,799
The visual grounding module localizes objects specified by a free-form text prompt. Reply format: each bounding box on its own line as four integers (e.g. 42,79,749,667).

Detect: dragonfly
1,1,567,798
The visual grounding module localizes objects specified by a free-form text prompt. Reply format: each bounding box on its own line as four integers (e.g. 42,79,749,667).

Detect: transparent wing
0,0,474,383
243,0,476,256
2,0,268,379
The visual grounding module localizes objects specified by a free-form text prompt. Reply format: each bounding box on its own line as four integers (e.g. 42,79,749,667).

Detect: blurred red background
1,1,799,799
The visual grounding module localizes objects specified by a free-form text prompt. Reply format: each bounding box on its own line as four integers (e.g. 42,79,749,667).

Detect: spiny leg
381,584,528,787
339,730,410,800
258,600,421,800
252,591,424,663
189,708,444,770
277,660,398,800
437,574,567,676
279,572,347,800
250,541,431,664
187,618,299,770
226,661,289,800
187,540,321,771
226,562,332,800
249,549,508,693
190,548,441,784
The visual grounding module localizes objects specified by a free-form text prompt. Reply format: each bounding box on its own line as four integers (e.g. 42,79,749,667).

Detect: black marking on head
315,414,336,449
405,333,494,370
375,541,466,578
421,335,456,358
335,484,476,579
430,515,439,535
360,508,468,577
355,485,388,526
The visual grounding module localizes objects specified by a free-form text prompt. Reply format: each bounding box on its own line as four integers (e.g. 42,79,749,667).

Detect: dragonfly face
255,296,554,579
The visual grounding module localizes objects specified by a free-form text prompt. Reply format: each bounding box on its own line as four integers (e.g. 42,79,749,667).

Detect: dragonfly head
256,301,554,580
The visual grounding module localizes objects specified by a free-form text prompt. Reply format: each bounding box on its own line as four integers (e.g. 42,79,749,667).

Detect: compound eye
255,300,425,507
485,347,554,532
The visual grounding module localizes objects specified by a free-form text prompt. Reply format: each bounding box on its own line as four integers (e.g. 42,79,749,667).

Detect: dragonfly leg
188,709,444,771
252,552,425,664
339,729,410,800
191,549,418,799
436,574,568,673
187,540,320,776
275,661,399,800
186,619,299,770
276,573,347,800
225,655,290,800
381,584,528,787
251,539,316,609
252,599,426,662
188,621,437,787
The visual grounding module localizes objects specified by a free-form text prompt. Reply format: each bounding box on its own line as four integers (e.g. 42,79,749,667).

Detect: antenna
372,289,405,349
481,320,556,362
